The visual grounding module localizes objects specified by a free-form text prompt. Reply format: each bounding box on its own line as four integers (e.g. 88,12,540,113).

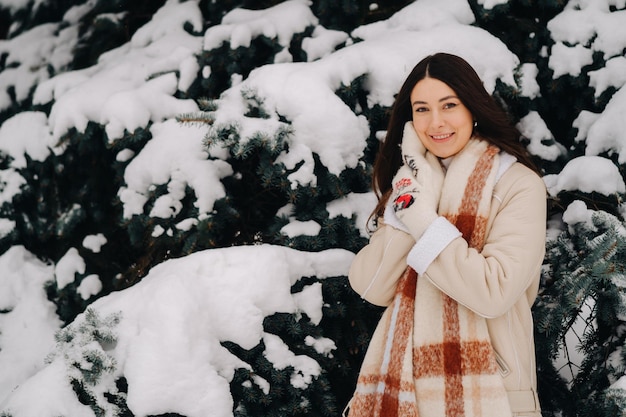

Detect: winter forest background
0,0,625,416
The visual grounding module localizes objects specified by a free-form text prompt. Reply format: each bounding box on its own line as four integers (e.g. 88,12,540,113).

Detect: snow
548,1,626,60
573,110,601,143
119,119,233,219
0,23,78,110
583,87,626,163
562,200,596,233
0,0,47,15
613,375,626,391
305,335,337,356
548,42,594,78
0,111,58,168
281,219,321,237
0,218,15,238
352,24,518,99
82,234,107,253
131,0,204,49
1,0,626,415
0,247,61,405
479,0,508,9
302,26,349,61
77,275,103,300
63,0,98,24
0,168,25,206
263,333,321,389
54,248,86,290
2,245,354,417
518,63,541,99
33,0,203,142
351,0,474,37
211,23,519,186
518,111,566,162
588,56,626,97
2,360,94,417
327,192,378,237
543,156,626,197
204,0,319,50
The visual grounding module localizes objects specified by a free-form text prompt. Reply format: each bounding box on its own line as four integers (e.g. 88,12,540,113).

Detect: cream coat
349,162,546,417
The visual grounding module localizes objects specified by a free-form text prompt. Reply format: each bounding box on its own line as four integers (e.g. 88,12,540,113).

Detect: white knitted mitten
390,123,444,240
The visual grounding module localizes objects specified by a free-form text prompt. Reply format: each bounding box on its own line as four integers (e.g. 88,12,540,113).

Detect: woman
346,53,546,417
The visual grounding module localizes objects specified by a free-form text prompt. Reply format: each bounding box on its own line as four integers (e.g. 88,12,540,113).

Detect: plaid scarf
348,139,512,417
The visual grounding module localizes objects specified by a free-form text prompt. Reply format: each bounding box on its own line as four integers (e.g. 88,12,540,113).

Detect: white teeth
432,133,452,140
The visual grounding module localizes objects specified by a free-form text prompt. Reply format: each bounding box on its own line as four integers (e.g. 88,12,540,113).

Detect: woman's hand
390,123,444,240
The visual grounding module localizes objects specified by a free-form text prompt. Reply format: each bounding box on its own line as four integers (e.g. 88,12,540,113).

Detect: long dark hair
370,52,537,221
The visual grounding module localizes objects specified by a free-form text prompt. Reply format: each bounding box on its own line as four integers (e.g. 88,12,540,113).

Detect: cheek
457,111,474,131
411,118,428,133
411,119,431,144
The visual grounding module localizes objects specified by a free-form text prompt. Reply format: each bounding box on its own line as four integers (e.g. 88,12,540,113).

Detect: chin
430,149,455,159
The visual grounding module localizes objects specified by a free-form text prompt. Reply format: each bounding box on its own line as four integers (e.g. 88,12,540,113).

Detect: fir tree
0,0,166,124
535,206,626,417
472,2,626,414
2,0,626,416
179,84,384,413
48,308,124,417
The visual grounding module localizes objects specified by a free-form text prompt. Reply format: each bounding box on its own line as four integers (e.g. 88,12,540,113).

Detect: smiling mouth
431,133,454,140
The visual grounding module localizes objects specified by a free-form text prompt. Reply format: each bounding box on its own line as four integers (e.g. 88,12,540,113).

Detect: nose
430,109,445,128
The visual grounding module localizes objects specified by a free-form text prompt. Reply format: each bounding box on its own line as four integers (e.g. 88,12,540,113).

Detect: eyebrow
412,95,458,105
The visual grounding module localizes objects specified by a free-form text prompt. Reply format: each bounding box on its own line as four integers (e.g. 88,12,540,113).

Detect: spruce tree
470,1,626,414
536,206,626,417
2,0,626,416
178,21,387,412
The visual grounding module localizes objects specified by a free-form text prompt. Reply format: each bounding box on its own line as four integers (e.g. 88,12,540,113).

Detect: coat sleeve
421,165,546,318
348,223,415,307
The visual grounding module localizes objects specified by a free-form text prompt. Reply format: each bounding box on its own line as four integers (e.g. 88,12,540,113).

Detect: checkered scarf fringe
347,138,512,417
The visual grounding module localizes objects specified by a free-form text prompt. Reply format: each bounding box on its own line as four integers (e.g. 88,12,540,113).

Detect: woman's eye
414,106,428,113
443,102,458,109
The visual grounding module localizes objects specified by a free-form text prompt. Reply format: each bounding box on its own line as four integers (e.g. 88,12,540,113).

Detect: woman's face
409,77,474,158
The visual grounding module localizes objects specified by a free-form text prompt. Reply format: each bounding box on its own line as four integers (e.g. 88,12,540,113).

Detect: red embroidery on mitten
394,177,412,189
393,193,414,210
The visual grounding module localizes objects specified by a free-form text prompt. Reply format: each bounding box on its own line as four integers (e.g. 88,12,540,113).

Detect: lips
431,133,454,141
